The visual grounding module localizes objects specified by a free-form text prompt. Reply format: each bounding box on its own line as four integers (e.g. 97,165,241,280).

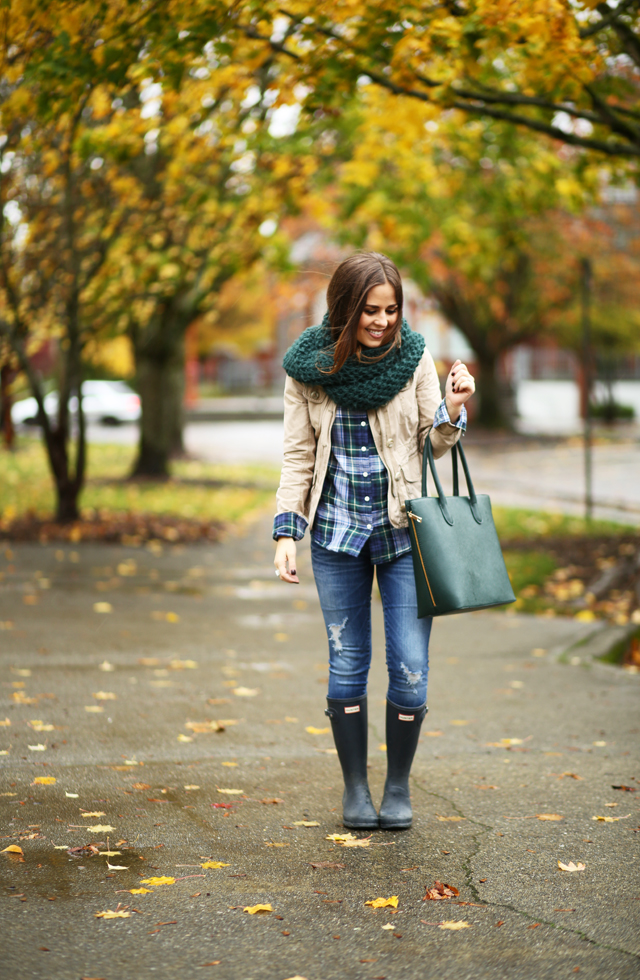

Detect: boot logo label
398,713,415,721
344,705,360,714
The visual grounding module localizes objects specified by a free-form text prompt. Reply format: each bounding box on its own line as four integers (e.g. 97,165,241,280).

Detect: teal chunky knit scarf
282,313,425,411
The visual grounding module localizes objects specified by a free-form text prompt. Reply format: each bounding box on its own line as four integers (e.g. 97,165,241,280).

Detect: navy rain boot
325,696,379,830
378,700,427,830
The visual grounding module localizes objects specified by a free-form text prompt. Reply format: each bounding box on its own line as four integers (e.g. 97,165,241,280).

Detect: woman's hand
274,537,299,584
445,359,476,421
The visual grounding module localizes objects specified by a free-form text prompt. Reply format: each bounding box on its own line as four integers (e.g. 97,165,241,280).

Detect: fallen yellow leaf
94,910,130,918
12,692,38,704
85,705,104,713
536,814,564,821
381,923,395,930
93,692,117,700
221,762,237,767
233,687,259,697
0,718,11,726
558,861,585,872
32,776,56,785
305,726,330,735
201,861,230,869
439,920,470,930
592,815,619,822
326,833,356,842
93,602,113,614
365,896,399,909
423,730,443,736
449,720,471,726
140,876,176,886
184,784,200,790
82,811,106,818
185,720,224,733
243,904,273,914
86,825,116,833
177,734,193,742
28,721,54,731
217,788,243,795
129,888,153,894
293,821,320,827
435,815,464,822
341,837,372,848
2,845,23,854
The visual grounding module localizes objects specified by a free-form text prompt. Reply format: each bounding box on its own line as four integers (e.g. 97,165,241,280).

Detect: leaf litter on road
365,896,398,909
326,833,372,847
592,814,631,822
558,861,586,872
423,881,460,901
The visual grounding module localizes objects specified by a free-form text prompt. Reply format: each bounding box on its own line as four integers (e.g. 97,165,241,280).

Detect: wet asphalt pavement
1,518,639,980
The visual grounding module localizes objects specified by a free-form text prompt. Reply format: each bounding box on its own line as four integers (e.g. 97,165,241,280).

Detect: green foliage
0,439,278,525
493,505,634,541
503,549,558,599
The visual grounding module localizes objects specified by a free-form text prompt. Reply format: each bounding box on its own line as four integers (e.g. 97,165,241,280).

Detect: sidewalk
1,517,639,980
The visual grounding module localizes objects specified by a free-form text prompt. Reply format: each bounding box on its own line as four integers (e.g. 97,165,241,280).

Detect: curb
558,622,640,675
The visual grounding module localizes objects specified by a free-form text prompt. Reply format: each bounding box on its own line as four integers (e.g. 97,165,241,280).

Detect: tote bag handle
421,437,483,526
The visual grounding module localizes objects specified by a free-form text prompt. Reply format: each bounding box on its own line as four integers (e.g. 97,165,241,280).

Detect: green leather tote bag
406,436,516,618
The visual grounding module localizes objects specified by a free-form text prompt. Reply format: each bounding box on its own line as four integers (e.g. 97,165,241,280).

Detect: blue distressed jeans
310,539,432,709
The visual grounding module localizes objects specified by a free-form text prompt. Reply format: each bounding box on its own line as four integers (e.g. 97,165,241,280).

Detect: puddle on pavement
2,843,151,900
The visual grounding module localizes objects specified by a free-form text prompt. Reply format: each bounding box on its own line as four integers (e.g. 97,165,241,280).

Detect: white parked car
12,380,141,426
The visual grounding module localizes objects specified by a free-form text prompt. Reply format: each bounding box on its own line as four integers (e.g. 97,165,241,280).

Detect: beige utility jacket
275,347,462,531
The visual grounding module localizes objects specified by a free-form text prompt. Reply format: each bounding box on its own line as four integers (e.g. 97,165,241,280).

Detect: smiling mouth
366,328,387,339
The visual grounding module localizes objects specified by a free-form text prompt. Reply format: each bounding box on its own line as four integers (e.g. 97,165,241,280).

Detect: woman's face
356,281,400,349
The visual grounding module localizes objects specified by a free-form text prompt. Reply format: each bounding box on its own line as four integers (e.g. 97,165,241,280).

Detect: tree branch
451,99,640,156
579,0,638,38
596,1,640,68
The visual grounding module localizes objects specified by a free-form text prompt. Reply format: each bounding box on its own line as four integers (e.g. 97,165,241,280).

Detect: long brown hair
323,252,403,374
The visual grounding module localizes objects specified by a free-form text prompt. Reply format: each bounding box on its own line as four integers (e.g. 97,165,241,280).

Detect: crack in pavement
412,778,640,963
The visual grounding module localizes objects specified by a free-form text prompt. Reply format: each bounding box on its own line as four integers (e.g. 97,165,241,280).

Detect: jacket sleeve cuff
273,512,308,541
433,399,467,433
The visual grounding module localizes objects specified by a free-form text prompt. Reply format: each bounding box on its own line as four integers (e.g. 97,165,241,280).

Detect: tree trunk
1,364,15,450
55,479,81,523
131,342,185,477
475,351,510,429
44,428,82,523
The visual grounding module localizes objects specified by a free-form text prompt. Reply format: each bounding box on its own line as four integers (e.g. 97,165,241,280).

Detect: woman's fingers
274,539,299,584
449,362,475,395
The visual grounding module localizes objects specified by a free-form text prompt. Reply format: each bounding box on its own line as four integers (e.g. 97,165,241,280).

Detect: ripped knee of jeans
328,616,348,654
400,661,423,693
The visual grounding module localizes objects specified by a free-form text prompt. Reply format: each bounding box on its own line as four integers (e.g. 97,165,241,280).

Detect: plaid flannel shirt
273,398,466,564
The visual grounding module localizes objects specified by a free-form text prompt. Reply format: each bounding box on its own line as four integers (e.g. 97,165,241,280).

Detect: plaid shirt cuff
273,512,308,541
433,399,467,432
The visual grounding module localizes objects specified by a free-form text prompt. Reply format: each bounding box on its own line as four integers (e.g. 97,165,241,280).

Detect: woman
273,253,475,830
